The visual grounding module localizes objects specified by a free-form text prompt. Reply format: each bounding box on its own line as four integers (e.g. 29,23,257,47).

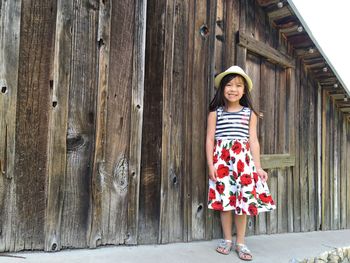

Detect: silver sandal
235,243,253,261
216,239,233,255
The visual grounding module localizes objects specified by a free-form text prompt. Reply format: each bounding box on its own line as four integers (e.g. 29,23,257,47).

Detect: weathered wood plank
191,0,217,241
322,93,331,230
307,79,316,231
99,0,135,245
60,0,98,248
205,0,218,241
292,59,301,232
87,0,112,248
236,0,247,69
126,0,147,245
287,68,295,232
14,0,56,250
340,114,347,229
347,121,350,229
138,0,165,245
299,66,310,232
245,52,261,237
260,154,295,169
45,0,72,251
0,0,22,252
238,31,295,68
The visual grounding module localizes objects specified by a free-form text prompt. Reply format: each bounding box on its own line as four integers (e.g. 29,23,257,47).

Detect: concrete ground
1,229,350,263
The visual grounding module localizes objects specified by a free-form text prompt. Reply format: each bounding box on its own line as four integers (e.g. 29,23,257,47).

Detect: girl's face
223,76,245,104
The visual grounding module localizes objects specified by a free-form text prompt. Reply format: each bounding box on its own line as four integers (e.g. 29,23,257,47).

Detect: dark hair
209,74,260,117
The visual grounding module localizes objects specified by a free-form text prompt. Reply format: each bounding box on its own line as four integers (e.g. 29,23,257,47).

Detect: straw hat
214,66,253,91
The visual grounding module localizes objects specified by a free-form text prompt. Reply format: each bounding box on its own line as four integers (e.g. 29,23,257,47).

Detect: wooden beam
267,6,292,22
339,107,350,112
238,31,295,68
261,154,296,169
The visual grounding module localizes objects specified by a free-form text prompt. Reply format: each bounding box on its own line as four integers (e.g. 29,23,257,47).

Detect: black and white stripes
215,107,251,140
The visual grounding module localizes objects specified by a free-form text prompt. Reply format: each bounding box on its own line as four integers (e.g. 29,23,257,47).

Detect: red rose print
251,187,257,198
232,141,242,154
217,164,229,178
233,171,238,180
212,201,223,210
245,154,250,166
208,188,216,200
237,160,245,173
253,172,259,183
213,155,218,164
218,140,222,146
230,156,236,164
245,141,250,151
220,148,230,162
259,193,272,203
248,204,258,215
229,195,236,206
240,174,252,186
216,182,225,194
271,199,275,205
236,207,241,214
238,192,242,201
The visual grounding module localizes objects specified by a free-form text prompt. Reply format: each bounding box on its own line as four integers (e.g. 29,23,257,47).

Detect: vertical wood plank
60,0,98,248
14,0,56,250
205,0,218,241
188,0,216,241
246,52,261,236
321,90,330,230
307,78,316,232
45,0,72,251
346,121,350,229
286,68,295,232
293,59,301,232
299,66,310,232
0,0,22,252
340,114,347,229
99,0,135,245
138,0,165,245
329,97,334,230
316,83,322,231
88,0,112,248
126,0,147,245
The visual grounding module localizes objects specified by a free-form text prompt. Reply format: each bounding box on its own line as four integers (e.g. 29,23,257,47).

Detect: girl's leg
216,210,233,254
221,211,232,241
234,214,246,244
234,214,253,260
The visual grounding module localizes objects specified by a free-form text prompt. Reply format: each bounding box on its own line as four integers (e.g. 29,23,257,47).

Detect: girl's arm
249,112,268,182
206,111,217,182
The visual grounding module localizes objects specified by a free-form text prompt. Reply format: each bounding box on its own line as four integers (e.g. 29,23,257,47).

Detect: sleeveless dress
207,106,276,215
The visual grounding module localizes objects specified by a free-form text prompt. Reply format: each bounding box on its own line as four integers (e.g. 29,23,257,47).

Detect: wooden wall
0,0,349,252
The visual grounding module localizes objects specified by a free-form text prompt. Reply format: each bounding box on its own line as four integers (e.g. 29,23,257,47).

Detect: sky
289,0,350,95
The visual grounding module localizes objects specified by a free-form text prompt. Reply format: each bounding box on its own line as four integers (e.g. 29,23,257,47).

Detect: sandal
216,239,233,255
235,243,253,261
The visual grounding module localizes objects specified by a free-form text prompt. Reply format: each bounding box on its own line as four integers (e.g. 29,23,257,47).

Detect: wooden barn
0,0,349,252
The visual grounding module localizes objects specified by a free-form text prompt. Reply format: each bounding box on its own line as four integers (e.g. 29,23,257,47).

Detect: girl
206,66,276,261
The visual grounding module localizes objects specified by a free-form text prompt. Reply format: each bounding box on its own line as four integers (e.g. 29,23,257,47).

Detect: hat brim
214,71,253,91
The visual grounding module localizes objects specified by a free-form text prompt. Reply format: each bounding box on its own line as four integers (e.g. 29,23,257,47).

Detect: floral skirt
207,138,276,215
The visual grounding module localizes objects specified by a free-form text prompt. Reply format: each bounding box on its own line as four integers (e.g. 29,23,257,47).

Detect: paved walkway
1,229,350,263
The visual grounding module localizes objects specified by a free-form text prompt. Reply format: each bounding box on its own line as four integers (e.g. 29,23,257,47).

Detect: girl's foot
216,239,233,255
235,243,253,261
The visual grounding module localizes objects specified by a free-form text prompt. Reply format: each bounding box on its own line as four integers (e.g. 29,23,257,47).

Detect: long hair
209,73,260,117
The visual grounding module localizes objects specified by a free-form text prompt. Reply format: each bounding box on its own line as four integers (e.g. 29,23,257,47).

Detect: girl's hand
257,168,268,182
208,165,218,182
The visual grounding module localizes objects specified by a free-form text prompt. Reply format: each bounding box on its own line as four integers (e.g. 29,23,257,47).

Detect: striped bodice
215,106,251,140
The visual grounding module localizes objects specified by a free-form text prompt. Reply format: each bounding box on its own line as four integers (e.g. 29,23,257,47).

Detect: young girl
206,66,276,261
